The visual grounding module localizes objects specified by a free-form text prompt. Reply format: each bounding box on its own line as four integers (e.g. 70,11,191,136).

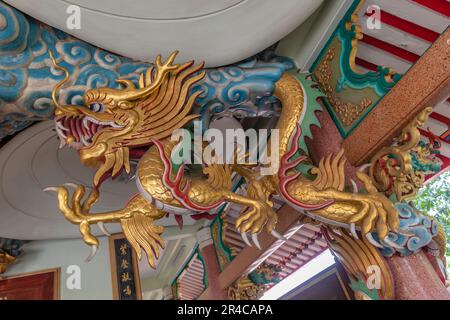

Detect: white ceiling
139,236,196,286
0,121,197,240
4,0,323,67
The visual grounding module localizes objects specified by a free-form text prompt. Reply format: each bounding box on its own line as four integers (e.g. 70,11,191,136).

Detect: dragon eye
88,103,103,112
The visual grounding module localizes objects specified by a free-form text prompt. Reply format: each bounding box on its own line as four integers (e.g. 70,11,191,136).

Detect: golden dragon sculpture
45,51,400,268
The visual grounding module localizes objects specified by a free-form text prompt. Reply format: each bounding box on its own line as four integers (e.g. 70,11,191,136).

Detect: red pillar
387,251,450,300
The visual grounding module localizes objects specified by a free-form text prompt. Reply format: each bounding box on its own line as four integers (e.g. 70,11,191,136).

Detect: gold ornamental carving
323,227,394,300
228,277,262,300
46,51,401,270
314,48,372,127
0,251,16,274
368,107,433,201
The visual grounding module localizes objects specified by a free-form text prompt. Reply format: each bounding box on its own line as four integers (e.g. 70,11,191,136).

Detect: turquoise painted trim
294,72,325,154
211,215,232,271
310,0,361,73
196,248,208,288
310,0,402,138
171,245,208,297
336,4,401,96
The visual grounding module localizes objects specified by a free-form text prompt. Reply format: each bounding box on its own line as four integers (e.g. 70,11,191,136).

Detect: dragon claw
350,179,359,194
85,245,98,262
63,182,79,189
98,222,111,237
241,232,253,247
43,187,60,193
59,140,66,149
252,233,262,250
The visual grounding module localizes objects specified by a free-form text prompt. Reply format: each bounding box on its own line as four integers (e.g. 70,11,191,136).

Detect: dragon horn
48,50,80,116
120,51,181,101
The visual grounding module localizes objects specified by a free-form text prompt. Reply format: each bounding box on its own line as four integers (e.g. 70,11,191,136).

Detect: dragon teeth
56,121,68,131
55,125,67,139
81,116,124,134
80,136,90,146
83,117,90,130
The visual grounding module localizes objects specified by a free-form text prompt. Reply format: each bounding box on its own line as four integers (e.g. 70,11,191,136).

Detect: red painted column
196,227,228,300
387,251,450,300
305,108,362,187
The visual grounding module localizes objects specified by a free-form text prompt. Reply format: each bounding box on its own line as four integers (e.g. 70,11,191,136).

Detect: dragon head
50,51,205,187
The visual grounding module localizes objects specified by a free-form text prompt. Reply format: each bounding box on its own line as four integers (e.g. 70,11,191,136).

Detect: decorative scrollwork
0,2,295,140
314,48,373,127
369,107,441,202
228,263,281,300
376,202,439,257
312,0,401,136
228,277,262,300
0,238,27,274
0,251,16,274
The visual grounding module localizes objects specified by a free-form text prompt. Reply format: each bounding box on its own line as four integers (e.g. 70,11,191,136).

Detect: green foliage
413,170,450,269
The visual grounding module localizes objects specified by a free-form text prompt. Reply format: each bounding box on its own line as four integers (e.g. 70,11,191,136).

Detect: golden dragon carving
45,52,400,268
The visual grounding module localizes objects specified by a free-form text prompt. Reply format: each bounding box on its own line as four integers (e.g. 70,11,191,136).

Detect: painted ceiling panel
310,0,449,139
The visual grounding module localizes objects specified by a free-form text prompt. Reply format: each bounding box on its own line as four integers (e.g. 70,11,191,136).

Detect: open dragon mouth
54,116,123,149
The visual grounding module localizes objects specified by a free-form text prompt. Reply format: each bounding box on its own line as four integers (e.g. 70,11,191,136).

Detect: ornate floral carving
360,108,447,263
314,48,373,127
228,277,261,300
311,0,401,135
228,263,281,300
0,251,16,274
369,107,441,202
0,238,27,274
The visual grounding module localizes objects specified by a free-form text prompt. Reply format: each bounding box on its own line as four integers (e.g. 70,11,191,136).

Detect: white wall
3,237,113,300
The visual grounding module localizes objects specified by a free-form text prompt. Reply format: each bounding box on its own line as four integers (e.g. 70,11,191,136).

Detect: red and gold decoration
0,252,16,275
44,51,402,271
